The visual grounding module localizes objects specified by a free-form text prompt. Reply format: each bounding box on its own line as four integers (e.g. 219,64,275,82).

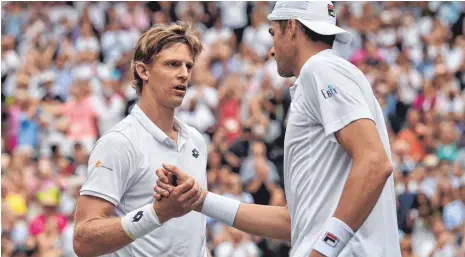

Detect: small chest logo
321,85,338,99
95,160,113,171
192,149,199,158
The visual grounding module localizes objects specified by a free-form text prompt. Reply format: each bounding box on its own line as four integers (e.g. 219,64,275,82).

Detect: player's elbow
73,237,86,257
364,152,393,182
73,228,92,257
380,160,394,178
373,155,393,180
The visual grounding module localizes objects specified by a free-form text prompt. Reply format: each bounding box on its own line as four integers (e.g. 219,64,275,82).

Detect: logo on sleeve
192,148,199,158
95,160,113,171
321,85,338,99
323,232,339,247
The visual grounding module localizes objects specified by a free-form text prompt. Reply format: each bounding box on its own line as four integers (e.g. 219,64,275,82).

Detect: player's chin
277,69,294,78
166,95,184,108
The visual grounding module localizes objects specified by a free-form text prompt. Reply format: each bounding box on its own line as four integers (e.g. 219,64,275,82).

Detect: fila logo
323,232,339,248
192,148,199,158
328,4,335,17
321,85,338,99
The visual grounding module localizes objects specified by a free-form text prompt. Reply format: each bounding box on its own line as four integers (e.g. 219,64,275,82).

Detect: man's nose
177,65,189,80
269,47,275,58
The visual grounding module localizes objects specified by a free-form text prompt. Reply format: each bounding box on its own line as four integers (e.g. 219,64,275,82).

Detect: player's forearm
233,203,291,241
73,217,133,257
333,156,393,232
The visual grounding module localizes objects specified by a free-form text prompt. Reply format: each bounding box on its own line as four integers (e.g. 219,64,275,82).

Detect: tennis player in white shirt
73,22,212,257
155,1,401,257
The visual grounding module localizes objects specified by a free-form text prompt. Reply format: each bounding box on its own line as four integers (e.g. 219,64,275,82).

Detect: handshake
152,163,208,223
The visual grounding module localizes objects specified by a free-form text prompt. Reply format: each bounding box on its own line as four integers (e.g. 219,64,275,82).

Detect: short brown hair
131,21,203,96
278,20,335,46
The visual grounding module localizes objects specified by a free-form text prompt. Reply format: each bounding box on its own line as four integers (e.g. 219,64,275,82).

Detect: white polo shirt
284,49,401,257
80,104,208,257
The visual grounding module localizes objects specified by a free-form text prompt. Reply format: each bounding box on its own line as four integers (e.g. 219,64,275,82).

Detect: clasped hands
152,163,207,223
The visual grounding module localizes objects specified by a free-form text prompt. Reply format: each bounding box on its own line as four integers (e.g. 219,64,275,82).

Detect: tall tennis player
155,2,401,257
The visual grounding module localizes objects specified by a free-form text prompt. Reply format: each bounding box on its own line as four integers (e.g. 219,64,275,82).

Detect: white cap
268,1,352,44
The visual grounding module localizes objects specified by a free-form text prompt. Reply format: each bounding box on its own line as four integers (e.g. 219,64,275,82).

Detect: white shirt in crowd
393,65,423,105
242,24,273,58
202,26,233,46
80,104,209,257
219,2,248,29
92,93,125,135
76,36,100,54
284,49,400,257
176,85,218,133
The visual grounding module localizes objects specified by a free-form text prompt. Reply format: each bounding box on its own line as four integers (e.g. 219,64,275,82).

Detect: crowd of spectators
1,2,465,257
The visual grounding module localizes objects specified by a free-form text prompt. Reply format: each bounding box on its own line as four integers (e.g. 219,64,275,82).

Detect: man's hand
152,164,204,223
154,164,207,213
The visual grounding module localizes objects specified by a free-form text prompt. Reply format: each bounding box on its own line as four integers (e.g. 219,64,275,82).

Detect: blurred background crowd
1,1,465,257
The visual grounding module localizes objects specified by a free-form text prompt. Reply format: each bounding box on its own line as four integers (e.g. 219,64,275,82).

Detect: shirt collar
289,83,298,99
296,48,336,80
131,104,189,149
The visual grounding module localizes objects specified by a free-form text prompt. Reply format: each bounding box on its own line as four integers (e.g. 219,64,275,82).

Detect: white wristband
200,193,240,226
121,204,162,240
313,217,354,257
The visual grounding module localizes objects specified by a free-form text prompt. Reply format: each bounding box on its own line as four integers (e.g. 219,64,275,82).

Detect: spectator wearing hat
29,186,68,257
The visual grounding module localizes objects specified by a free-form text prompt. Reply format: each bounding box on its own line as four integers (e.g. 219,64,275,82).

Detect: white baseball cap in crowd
268,1,352,44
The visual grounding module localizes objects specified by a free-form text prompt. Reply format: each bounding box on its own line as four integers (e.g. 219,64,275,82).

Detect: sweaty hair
131,21,203,96
278,20,336,46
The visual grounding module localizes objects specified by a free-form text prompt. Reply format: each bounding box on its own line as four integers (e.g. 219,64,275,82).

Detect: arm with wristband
302,66,394,257
74,179,202,257
73,133,203,257
309,119,393,257
155,164,292,241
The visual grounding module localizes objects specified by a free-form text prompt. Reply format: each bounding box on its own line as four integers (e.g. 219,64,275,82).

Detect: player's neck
138,96,176,139
294,41,332,77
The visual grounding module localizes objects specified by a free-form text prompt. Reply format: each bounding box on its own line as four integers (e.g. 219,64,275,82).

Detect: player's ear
288,19,298,38
135,62,149,82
